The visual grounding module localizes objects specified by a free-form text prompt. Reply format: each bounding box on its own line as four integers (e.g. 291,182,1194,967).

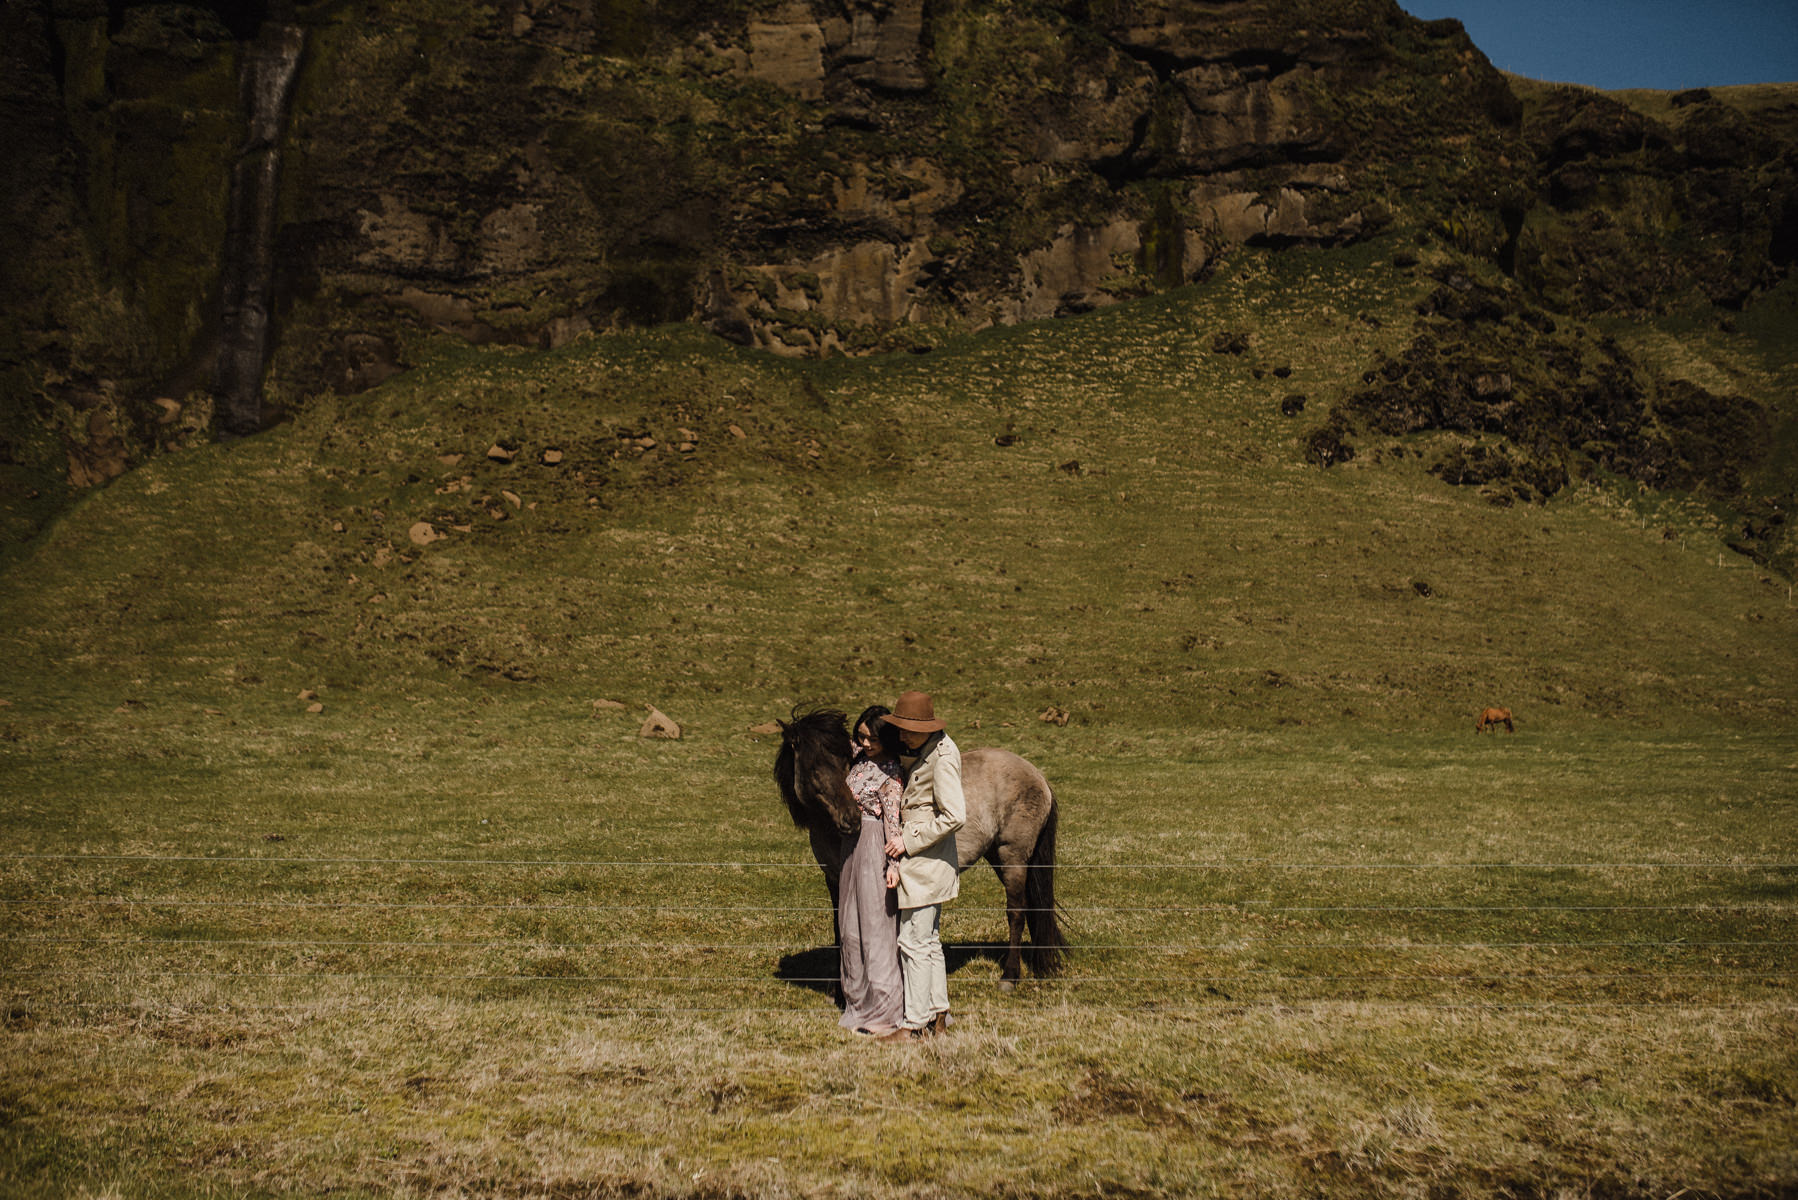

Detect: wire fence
7,897,1795,914
9,853,1797,868
3,852,1794,1014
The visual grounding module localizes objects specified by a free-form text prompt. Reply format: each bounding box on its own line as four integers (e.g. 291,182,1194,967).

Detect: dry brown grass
3,718,1794,1198
5,981,1794,1198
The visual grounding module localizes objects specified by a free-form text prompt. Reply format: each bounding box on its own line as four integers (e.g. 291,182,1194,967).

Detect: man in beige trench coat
880,690,965,1040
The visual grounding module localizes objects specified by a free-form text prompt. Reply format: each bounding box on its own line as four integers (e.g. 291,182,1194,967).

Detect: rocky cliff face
1,0,1793,518
270,0,1454,362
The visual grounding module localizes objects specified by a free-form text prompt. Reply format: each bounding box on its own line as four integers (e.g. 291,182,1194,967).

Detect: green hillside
2,236,1791,732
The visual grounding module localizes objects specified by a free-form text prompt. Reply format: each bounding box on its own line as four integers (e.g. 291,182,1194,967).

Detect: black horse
773,708,1064,987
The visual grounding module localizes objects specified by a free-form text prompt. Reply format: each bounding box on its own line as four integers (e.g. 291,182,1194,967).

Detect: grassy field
2,237,1795,1197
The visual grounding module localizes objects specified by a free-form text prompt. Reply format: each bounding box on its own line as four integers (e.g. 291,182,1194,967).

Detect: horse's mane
773,708,851,829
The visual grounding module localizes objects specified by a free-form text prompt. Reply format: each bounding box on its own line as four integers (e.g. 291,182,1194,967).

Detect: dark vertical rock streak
214,19,305,439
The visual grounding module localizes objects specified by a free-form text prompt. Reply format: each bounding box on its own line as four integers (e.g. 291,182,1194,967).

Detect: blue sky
1396,1,1798,90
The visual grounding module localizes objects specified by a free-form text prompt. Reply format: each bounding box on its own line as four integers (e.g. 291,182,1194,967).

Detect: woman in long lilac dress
837,705,906,1034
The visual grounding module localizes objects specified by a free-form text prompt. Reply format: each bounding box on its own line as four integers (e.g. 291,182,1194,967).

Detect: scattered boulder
591,698,626,715
748,720,782,736
1303,422,1355,467
1280,393,1307,416
640,706,682,739
486,444,516,462
67,408,130,489
408,521,442,546
1039,705,1070,727
328,332,402,394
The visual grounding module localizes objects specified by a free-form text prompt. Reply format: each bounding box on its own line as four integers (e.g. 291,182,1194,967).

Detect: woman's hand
884,836,904,859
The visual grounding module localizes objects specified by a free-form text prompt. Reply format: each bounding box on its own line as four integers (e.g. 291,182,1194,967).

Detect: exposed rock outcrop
1311,268,1776,524
0,0,1790,525
3,0,1496,442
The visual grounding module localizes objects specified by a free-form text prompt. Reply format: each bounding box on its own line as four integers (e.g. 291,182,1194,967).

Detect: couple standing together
839,690,963,1041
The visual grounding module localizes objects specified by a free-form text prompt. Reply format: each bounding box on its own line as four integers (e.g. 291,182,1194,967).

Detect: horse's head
773,708,860,836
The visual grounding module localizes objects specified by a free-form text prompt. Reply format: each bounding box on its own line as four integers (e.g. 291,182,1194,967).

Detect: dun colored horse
1475,707,1515,733
773,708,1065,987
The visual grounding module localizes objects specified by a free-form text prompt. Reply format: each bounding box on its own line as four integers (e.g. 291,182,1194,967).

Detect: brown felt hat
885,690,945,733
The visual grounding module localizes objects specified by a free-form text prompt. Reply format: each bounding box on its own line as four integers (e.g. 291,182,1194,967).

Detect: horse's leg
814,865,844,1006
1022,798,1064,977
989,855,1028,989
810,824,847,1006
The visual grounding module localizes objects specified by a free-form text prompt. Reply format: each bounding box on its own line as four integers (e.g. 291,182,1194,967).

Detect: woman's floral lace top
846,755,903,844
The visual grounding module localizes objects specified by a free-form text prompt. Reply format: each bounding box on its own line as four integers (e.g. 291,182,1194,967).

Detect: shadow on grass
775,941,1010,997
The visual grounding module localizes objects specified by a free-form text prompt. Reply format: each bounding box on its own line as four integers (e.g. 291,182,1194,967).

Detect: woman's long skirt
838,815,904,1034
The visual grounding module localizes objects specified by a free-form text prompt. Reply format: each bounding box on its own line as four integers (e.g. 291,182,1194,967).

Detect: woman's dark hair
853,704,903,760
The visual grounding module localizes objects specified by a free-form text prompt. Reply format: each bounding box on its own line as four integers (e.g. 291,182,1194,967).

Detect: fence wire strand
7,936,1796,952
6,853,1797,870
3,897,1793,915
5,967,1794,985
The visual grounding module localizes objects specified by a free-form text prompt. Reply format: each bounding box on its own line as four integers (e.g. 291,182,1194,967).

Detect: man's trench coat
895,732,965,909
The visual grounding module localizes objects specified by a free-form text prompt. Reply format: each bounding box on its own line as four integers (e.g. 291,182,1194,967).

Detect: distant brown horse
773,708,1064,988
1475,707,1515,733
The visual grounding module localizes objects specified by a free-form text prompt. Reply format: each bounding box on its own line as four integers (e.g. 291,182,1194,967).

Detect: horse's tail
1025,790,1066,976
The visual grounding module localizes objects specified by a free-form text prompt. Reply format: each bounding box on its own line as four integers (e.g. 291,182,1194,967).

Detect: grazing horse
1475,707,1515,733
773,708,1065,987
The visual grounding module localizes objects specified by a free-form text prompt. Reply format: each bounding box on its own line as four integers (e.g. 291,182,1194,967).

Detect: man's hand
884,836,904,859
